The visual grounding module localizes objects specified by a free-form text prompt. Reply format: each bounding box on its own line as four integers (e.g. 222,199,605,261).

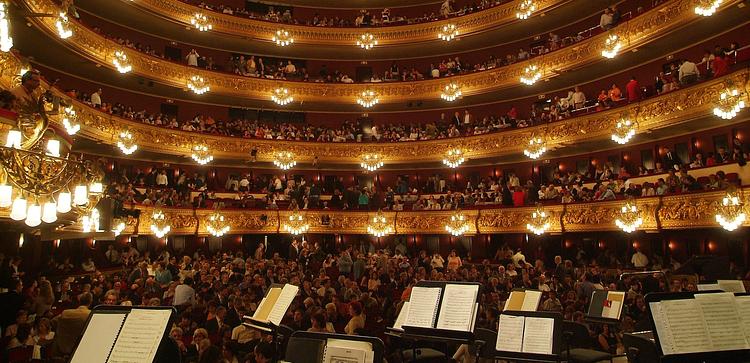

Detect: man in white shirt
186,49,199,67
463,110,472,126
173,278,196,306
678,59,699,85
90,89,102,108
600,8,613,30
284,61,296,74
155,171,168,186
572,86,586,109
631,248,649,268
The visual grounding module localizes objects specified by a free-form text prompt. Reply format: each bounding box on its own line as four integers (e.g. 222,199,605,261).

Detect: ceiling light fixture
360,154,384,172
150,209,171,238
526,204,550,235
271,87,293,105
615,199,643,233
117,130,138,155
187,75,210,95
283,208,310,235
520,64,542,85
445,209,470,236
442,149,465,168
356,33,378,50
440,82,462,102
61,104,80,135
713,86,746,119
611,117,637,144
438,24,458,42
112,50,132,74
0,2,13,52
191,144,214,165
55,12,73,39
356,89,379,108
191,12,212,31
206,210,230,237
516,0,536,20
523,136,547,159
695,0,722,16
273,29,294,46
273,151,297,170
367,209,393,237
716,189,746,231
601,34,622,59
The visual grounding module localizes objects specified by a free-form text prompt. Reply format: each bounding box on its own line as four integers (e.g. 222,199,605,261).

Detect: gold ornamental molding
20,0,732,105
122,0,566,46
89,188,750,236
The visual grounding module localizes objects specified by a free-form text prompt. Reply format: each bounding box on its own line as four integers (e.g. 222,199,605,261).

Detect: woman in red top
712,52,729,78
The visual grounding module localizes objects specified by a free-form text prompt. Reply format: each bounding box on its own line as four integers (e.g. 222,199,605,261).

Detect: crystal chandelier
713,87,746,119
438,24,458,42
117,130,138,155
356,33,378,50
272,87,293,105
112,50,132,74
357,89,379,108
520,64,541,85
273,151,297,170
615,200,643,233
523,136,547,159
273,29,294,46
0,2,13,52
526,205,550,235
191,144,213,165
601,34,622,59
440,83,462,102
55,12,73,39
61,104,79,135
611,117,637,144
445,209,470,236
187,75,210,95
516,0,536,20
715,190,746,231
206,210,230,237
695,0,722,16
367,209,393,237
150,209,171,238
283,208,309,235
442,149,465,168
191,12,212,31
360,154,384,172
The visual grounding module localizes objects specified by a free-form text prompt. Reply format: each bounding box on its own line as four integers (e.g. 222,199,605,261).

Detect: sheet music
70,313,127,363
520,290,542,312
695,293,749,351
736,296,750,344
650,302,675,355
322,346,367,363
602,292,625,320
660,299,711,354
436,284,479,331
495,314,524,352
718,280,747,293
107,309,171,363
253,287,281,321
392,302,409,331
521,317,554,355
326,339,373,363
698,283,722,291
504,291,525,311
404,287,441,328
267,285,299,325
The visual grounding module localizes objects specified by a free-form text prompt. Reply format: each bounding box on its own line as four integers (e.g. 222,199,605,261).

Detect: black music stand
492,310,563,363
242,283,297,359
585,290,626,326
285,331,385,363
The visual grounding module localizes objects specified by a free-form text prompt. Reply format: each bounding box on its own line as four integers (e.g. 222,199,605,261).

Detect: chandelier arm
0,146,85,196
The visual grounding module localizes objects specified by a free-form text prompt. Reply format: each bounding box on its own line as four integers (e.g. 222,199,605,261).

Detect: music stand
493,310,563,363
285,331,385,363
585,290,625,326
243,283,298,358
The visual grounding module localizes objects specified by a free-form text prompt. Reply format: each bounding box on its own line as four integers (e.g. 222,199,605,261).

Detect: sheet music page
322,346,367,363
718,280,747,293
267,285,299,325
649,302,675,355
495,314,524,352
392,301,410,330
108,309,171,363
70,312,127,363
660,299,712,354
694,293,749,351
520,290,542,312
436,284,479,331
735,296,750,344
404,287,441,328
602,292,625,319
503,291,525,311
253,287,282,321
326,339,373,363
698,283,722,291
521,317,554,355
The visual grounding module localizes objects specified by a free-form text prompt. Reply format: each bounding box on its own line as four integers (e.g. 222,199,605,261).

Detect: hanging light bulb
0,2,13,52
46,139,61,157
42,201,57,224
18,234,23,248
25,202,42,227
89,182,103,194
112,219,126,236
0,182,12,208
82,209,100,232
5,129,21,148
61,105,80,135
55,12,73,39
56,191,71,213
73,184,88,205
10,196,26,221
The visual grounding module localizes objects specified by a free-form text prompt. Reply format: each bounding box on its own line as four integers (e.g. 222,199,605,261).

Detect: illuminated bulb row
611,119,636,144
187,75,210,95
273,152,297,170
440,83,462,102
117,131,138,155
3,184,100,227
713,89,746,119
360,154,384,172
0,2,13,52
273,29,294,46
283,213,310,235
520,65,541,85
438,24,458,42
357,33,378,50
695,0,722,16
442,149,465,168
112,50,132,74
523,137,547,159
357,89,379,108
191,144,214,165
516,0,536,20
191,12,212,31
272,87,293,105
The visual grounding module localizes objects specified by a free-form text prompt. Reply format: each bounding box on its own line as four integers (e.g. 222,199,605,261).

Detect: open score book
402,284,479,332
250,284,299,326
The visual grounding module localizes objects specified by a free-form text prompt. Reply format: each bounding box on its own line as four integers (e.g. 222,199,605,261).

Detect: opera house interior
0,0,750,362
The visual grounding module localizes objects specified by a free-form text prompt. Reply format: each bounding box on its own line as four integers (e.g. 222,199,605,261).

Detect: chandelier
273,151,297,170
272,87,293,105
526,205,550,235
55,12,73,39
367,209,393,237
713,87,746,119
356,33,378,50
440,83,462,102
187,75,210,95
283,208,309,235
445,209,470,236
191,144,214,165
150,209,171,238
442,149,465,168
0,2,13,52
615,200,643,233
516,0,536,20
520,64,542,85
611,117,637,144
206,210,230,237
523,136,547,159
715,190,746,231
357,89,379,108
191,12,212,31
81,208,100,232
112,217,126,236
112,50,132,74
695,0,722,16
438,24,458,42
1,93,102,228
601,34,622,59
360,154,384,172
273,29,294,46
61,104,79,135
116,130,138,155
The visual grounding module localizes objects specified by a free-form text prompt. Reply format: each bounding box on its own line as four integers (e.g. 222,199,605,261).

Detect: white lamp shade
73,185,88,205
10,197,27,220
56,192,72,213
46,139,61,157
25,203,41,227
42,202,57,223
5,129,21,148
0,184,12,208
89,182,103,194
